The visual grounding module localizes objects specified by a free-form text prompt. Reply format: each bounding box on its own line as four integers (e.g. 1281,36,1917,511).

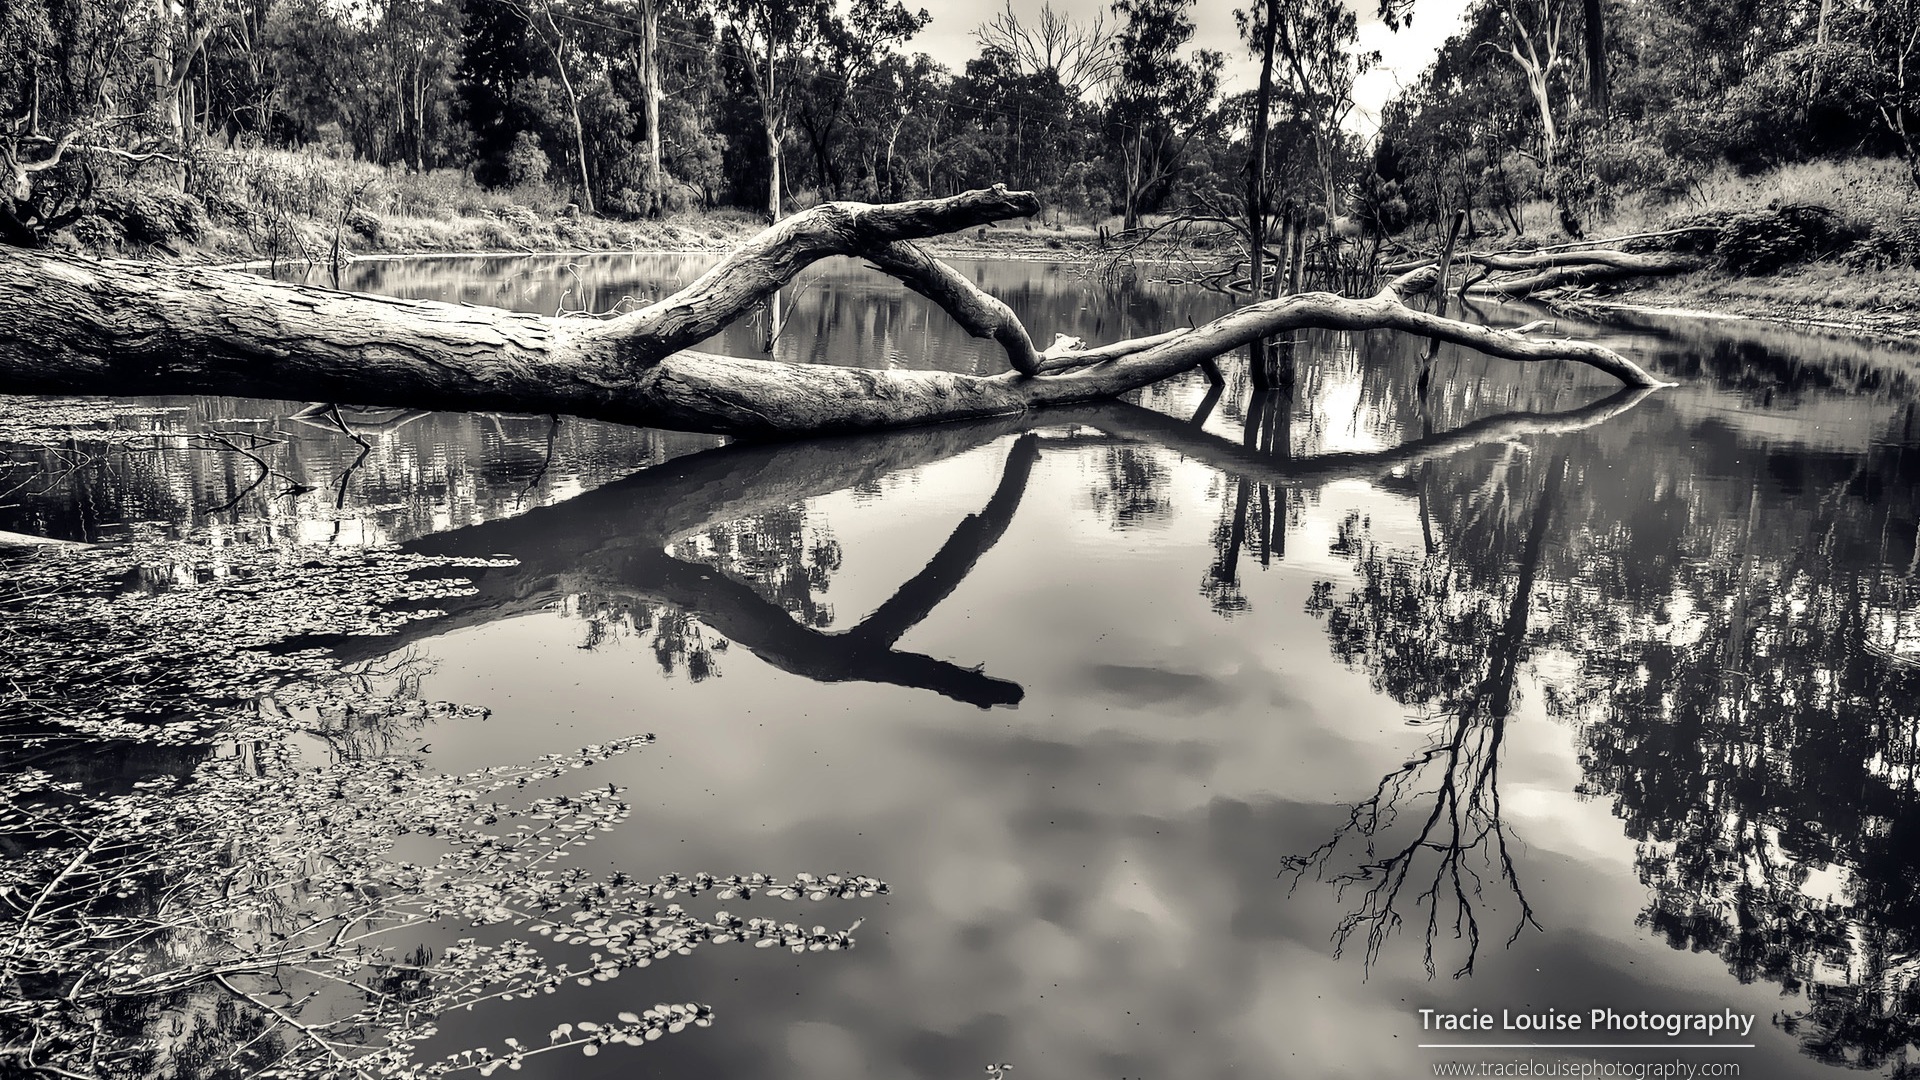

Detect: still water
3,254,1918,1078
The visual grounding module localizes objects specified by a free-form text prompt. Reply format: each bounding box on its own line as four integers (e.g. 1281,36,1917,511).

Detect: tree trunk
1245,0,1278,302
0,187,1663,440
764,31,782,222
559,70,595,216
641,0,664,217
1582,0,1607,118
522,4,595,215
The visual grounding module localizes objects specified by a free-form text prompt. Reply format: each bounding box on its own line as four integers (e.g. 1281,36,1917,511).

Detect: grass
1412,156,1920,330
1609,157,1920,236
58,144,763,265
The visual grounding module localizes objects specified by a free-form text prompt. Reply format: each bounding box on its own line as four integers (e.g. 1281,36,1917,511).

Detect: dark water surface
5,255,1919,1078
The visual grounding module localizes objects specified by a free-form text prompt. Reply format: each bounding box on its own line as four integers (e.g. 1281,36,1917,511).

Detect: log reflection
308,390,1649,710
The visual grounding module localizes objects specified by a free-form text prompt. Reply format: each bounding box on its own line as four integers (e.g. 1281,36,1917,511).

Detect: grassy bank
1435,158,1920,337
52,144,770,264
42,143,1126,268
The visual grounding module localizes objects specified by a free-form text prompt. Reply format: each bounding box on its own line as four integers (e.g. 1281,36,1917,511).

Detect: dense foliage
2,0,1917,271
0,0,1266,236
1376,0,1920,243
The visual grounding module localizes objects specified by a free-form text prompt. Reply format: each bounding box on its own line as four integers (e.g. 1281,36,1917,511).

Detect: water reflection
288,387,1651,722
7,252,1920,1077
282,254,1236,376
1296,383,1920,1067
0,395,712,544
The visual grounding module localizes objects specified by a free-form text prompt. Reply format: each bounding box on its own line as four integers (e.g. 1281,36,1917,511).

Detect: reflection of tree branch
1287,459,1564,978
314,393,1642,710
1065,386,1650,487
577,436,1042,707
514,415,562,506
323,425,1039,707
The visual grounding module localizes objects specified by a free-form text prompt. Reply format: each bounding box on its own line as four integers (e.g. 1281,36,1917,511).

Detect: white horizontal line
1413,1037,1758,1045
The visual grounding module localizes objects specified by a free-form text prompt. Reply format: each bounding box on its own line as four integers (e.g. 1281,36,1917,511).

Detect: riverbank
1580,266,1920,343
57,193,1107,269
40,156,1917,348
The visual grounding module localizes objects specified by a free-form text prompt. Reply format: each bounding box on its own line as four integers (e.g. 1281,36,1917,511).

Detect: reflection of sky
23,254,1916,1076
395,433,1858,1080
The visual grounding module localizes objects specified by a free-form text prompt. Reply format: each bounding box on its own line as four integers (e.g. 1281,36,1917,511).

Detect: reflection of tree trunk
1486,457,1561,718
1285,457,1564,977
318,424,1041,707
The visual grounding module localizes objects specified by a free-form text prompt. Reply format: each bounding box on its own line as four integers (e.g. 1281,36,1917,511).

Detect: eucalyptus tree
0,0,178,243
1494,0,1569,168
500,0,599,213
1845,0,1920,190
1108,0,1223,230
792,0,931,199
716,0,830,220
1270,0,1375,234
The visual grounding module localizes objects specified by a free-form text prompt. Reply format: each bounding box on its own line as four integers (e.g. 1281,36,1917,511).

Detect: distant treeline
0,0,1915,250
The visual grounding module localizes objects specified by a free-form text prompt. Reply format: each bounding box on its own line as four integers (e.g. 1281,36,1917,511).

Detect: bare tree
973,0,1120,100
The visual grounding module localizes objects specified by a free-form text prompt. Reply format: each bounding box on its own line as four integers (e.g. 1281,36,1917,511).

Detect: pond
3,253,1918,1080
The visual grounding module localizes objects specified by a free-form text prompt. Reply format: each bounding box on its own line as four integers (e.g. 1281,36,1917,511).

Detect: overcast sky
904,0,1474,138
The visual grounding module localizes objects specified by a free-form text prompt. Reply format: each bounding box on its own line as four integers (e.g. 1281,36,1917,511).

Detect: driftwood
0,186,1663,438
1387,232,1709,300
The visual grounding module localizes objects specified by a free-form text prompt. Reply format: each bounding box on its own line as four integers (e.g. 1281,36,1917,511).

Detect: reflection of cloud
1075,662,1230,710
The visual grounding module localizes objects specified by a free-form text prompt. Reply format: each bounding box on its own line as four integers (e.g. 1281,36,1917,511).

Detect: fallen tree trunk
1388,245,1705,299
0,186,1664,438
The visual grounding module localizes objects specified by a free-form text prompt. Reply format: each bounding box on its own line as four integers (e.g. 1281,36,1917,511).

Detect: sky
903,0,1474,138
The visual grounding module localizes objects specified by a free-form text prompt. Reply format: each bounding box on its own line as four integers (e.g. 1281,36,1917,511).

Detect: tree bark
0,187,1664,440
1581,0,1607,118
641,0,664,216
1245,0,1279,308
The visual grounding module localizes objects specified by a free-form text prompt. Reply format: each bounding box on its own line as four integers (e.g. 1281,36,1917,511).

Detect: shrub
1656,209,1733,254
491,203,541,233
1714,204,1862,275
660,183,695,215
344,208,385,246
96,185,208,245
504,131,551,187
68,214,124,250
1842,214,1920,270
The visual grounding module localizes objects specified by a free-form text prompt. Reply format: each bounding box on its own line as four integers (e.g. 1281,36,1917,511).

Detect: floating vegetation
1,533,888,1078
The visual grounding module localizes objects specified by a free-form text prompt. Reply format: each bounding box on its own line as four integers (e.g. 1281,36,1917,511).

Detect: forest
2,0,1917,271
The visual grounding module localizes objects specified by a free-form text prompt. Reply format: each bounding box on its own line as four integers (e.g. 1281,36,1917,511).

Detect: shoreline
183,231,1106,274
1577,284,1920,345
61,227,1920,350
